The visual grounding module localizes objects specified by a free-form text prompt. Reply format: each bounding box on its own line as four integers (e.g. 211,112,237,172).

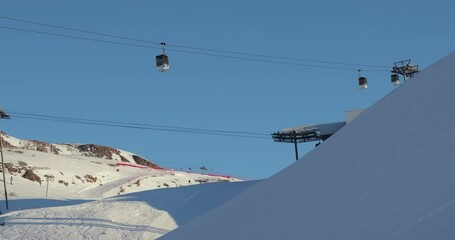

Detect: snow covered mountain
0,132,246,239
1,132,160,168
0,132,242,199
161,53,455,240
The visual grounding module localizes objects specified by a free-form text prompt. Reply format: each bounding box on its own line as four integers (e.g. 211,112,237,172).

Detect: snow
0,181,257,239
161,52,455,239
0,132,151,165
0,140,250,239
1,199,176,239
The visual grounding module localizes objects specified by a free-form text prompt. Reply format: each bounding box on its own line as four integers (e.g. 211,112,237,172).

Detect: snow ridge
161,52,455,239
1,132,159,168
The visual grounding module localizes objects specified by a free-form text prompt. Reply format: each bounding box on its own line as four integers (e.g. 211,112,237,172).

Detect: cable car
156,42,169,72
358,70,367,89
391,74,400,86
358,77,368,89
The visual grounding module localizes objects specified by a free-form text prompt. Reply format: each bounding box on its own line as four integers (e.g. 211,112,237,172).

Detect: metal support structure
0,132,8,210
391,59,419,84
160,42,166,55
46,177,49,197
44,174,55,198
272,129,321,161
293,132,299,161
156,42,170,72
0,108,10,210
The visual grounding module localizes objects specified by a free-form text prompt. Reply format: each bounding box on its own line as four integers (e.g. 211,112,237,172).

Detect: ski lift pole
0,109,10,210
293,131,299,161
46,177,49,197
0,132,8,210
44,174,54,198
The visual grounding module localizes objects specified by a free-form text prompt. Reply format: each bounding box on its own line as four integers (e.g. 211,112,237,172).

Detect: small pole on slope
0,108,11,210
0,132,8,210
44,174,54,198
46,177,49,197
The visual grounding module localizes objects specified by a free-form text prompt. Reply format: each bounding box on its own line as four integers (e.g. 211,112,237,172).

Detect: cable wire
0,25,162,50
0,25,389,72
0,15,390,71
9,111,269,136
8,111,271,140
0,15,163,45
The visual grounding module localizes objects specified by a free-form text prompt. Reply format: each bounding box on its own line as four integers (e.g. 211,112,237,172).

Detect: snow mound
162,53,455,240
0,181,257,240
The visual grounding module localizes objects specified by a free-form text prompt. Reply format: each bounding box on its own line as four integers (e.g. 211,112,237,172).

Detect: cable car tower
391,59,419,86
156,42,170,72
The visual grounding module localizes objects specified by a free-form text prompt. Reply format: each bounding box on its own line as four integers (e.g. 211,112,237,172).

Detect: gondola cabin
358,76,368,89
156,54,169,72
391,74,400,86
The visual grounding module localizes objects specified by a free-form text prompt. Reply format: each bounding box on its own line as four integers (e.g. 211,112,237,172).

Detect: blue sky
1,0,454,179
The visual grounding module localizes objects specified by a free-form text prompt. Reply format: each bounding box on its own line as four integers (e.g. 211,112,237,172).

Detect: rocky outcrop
76,144,120,159
132,155,162,169
1,132,160,168
22,169,42,183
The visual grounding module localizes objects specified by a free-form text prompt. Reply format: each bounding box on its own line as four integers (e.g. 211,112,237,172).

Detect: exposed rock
84,174,97,183
132,155,162,169
77,144,118,159
22,169,42,183
1,132,161,169
0,132,14,148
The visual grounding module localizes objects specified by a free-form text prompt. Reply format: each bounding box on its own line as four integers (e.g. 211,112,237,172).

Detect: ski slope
162,53,455,239
0,181,257,240
0,142,251,239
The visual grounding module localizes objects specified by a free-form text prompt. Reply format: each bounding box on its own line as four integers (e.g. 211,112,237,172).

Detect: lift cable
0,15,389,71
0,25,388,72
7,111,271,140
0,25,161,50
9,111,269,136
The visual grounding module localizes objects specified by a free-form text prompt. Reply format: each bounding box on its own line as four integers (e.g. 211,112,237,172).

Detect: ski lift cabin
358,77,368,89
156,54,169,72
391,74,400,86
156,42,170,72
357,70,367,89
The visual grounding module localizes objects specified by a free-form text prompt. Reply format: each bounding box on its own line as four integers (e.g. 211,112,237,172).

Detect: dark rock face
76,144,119,159
132,155,162,169
22,169,42,183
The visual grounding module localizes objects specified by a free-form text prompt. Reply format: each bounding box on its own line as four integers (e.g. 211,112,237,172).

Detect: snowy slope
0,181,256,240
0,148,241,200
162,53,455,240
0,141,249,239
1,132,159,168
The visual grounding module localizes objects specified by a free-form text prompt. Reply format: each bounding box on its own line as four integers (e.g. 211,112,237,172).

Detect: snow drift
0,181,256,240
162,53,455,240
